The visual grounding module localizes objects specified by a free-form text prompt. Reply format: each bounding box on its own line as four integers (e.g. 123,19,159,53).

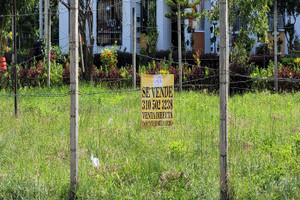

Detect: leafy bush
0,69,11,90
249,54,280,69
62,62,83,84
169,140,186,159
278,66,300,91
19,64,45,87
250,60,300,91
230,63,252,94
250,63,274,91
51,45,65,64
281,57,300,71
100,43,118,71
116,51,134,68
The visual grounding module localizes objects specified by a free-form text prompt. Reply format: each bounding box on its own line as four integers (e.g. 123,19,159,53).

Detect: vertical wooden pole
274,0,278,93
70,0,79,197
39,0,43,39
13,0,18,117
79,34,85,73
44,0,48,50
132,7,136,89
219,0,229,199
177,4,182,91
47,8,51,87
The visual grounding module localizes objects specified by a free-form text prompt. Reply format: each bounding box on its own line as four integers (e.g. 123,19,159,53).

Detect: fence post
39,0,43,39
177,4,182,91
70,0,79,198
13,0,18,117
274,0,278,93
47,8,51,87
132,7,136,89
219,0,229,199
44,0,48,53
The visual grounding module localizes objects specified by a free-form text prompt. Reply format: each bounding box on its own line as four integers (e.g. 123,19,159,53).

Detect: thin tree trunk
60,0,94,81
87,1,94,81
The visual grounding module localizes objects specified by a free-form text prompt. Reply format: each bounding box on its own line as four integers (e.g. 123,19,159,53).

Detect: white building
59,0,212,54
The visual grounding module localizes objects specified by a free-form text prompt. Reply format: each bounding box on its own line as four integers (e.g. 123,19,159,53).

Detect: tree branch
59,0,70,10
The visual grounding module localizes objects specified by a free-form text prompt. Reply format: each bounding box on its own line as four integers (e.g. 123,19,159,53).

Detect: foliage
17,3,39,50
250,59,300,91
0,69,11,90
256,43,271,55
165,0,201,55
0,0,60,53
250,62,274,91
277,0,300,52
51,45,65,64
100,42,118,71
169,140,186,159
18,59,64,88
281,57,300,70
205,0,273,64
192,51,201,66
0,52,299,92
165,0,201,20
230,31,255,65
19,61,46,87
50,61,64,86
140,1,159,63
0,30,12,56
249,54,278,69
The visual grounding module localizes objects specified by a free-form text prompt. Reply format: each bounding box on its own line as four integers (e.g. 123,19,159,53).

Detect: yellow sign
141,74,174,128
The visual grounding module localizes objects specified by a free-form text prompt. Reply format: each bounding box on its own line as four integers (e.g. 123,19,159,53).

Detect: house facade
59,0,212,54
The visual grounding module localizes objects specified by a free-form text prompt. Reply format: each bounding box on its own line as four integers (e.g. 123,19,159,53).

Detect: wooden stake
70,0,79,197
177,4,182,91
39,0,43,39
13,0,17,117
132,7,136,89
219,0,229,199
274,0,278,93
47,8,51,87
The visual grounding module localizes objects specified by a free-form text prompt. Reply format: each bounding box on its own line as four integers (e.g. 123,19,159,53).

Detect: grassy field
0,84,299,199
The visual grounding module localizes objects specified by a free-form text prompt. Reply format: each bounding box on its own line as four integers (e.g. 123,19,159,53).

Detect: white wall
122,0,141,53
156,0,171,50
59,0,173,54
59,2,69,53
88,0,141,54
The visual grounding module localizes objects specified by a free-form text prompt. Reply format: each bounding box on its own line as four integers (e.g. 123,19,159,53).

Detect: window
268,15,284,31
97,0,122,45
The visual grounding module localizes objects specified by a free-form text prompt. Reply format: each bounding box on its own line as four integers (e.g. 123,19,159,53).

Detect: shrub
230,63,252,94
278,66,300,91
250,60,300,92
281,57,300,71
250,61,275,91
19,61,46,88
249,54,281,69
62,63,82,84
100,43,118,71
0,69,11,90
51,45,65,64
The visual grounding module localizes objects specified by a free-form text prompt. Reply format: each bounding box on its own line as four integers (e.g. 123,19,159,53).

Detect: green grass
0,84,299,199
